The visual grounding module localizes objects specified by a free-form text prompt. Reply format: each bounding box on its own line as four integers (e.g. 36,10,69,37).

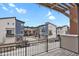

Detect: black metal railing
0,41,28,56
0,38,60,56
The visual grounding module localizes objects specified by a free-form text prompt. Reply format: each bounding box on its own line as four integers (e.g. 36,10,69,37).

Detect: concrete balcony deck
0,36,79,56
36,48,79,56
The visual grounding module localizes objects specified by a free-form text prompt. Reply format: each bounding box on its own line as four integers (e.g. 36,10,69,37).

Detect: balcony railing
0,38,60,56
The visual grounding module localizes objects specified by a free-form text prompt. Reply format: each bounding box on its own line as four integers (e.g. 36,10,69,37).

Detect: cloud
46,11,56,20
0,3,27,14
8,3,27,14
46,11,51,16
48,15,56,20
2,6,8,11
15,8,27,14
8,3,15,7
0,4,8,11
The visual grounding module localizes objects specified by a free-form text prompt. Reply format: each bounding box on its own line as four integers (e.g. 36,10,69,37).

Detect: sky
0,3,70,27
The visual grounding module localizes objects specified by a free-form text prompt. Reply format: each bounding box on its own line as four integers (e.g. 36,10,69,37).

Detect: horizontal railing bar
0,40,47,48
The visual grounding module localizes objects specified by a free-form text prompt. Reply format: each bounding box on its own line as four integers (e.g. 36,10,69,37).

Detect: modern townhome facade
24,22,70,41
24,26,38,37
57,25,69,35
38,22,57,39
0,17,25,44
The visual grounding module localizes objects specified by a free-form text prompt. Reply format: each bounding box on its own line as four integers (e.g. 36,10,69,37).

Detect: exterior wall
4,37,16,44
57,26,69,35
0,17,24,44
48,24,57,39
24,27,38,36
0,18,16,44
16,20,24,36
60,35,78,53
38,25,48,36
57,28,61,35
38,23,57,39
38,25,48,40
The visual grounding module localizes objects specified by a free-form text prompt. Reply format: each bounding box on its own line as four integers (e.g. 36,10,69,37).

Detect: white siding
57,26,69,35
48,24,56,39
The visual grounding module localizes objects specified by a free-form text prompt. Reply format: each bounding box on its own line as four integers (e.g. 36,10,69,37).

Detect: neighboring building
0,17,25,44
57,25,69,35
24,22,69,41
38,22,57,39
24,26,39,37
24,22,57,40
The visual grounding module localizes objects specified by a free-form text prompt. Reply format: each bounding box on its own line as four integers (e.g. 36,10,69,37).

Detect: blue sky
0,3,69,27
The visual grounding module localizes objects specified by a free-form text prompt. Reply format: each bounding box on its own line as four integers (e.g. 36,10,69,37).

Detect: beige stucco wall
4,37,16,44
0,18,15,29
60,35,78,53
0,18,16,44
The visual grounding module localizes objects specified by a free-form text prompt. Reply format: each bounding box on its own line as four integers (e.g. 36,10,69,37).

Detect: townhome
24,26,38,37
38,22,57,40
57,25,69,35
0,17,25,44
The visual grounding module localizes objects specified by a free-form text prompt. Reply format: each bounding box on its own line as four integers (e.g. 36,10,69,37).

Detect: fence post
25,46,27,56
46,35,48,52
25,40,27,56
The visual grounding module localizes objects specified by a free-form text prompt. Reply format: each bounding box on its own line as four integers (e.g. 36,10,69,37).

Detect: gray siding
16,20,24,36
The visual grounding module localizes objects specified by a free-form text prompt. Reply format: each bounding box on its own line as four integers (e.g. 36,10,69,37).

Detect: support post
76,4,79,54
70,5,78,34
45,35,48,52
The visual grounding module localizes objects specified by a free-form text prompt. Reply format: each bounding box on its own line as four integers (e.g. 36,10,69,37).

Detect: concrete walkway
36,48,79,56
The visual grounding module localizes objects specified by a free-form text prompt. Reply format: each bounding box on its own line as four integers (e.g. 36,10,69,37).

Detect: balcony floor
36,48,79,56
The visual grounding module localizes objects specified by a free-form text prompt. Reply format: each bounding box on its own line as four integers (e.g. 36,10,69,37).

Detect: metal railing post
25,46,27,56
46,35,48,52
25,41,27,56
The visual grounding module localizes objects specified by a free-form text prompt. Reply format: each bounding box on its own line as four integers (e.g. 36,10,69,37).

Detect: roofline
16,19,25,23
0,17,16,19
24,26,38,28
38,22,57,27
57,25,69,29
45,22,57,27
0,17,25,23
37,25,46,27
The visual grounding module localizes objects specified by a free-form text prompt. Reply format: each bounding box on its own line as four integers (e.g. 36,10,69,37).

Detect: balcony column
76,4,79,53
70,4,78,34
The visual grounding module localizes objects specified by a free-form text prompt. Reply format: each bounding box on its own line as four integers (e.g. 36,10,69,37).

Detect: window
25,31,27,33
21,23,24,26
6,30,14,35
7,23,9,25
12,23,14,25
6,29,14,37
42,28,45,32
33,31,35,34
21,31,23,34
49,31,52,35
